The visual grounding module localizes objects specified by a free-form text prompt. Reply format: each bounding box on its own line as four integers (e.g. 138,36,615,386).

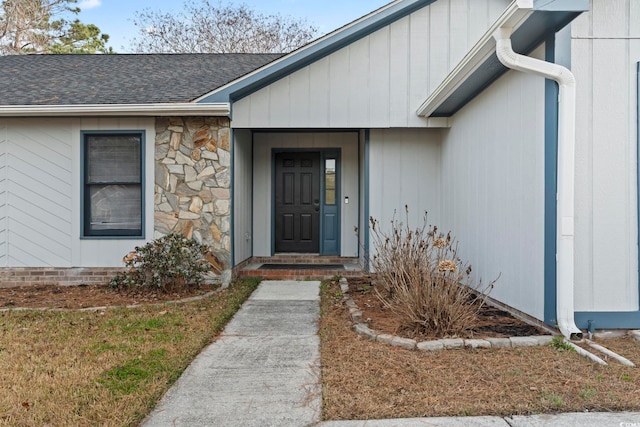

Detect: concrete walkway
318,412,640,426
141,280,322,427
142,280,640,427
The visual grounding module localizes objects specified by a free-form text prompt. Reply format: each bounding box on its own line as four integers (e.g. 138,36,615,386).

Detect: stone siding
154,117,231,281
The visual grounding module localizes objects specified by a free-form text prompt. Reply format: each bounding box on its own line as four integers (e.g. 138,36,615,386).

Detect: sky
74,0,392,53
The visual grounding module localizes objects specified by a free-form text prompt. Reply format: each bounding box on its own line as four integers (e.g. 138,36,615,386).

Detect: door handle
314,199,320,212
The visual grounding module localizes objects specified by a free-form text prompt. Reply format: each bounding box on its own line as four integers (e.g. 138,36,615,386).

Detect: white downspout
493,27,583,340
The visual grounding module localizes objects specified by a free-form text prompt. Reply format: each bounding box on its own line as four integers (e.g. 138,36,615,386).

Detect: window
82,132,144,237
325,158,336,205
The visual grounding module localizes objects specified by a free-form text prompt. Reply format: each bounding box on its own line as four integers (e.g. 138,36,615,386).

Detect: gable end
197,0,438,104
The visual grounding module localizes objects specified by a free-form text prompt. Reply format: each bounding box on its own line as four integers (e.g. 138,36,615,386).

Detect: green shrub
550,336,576,352
110,233,210,291
369,207,496,337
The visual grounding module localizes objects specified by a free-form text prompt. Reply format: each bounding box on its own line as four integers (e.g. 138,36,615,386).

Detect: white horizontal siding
0,118,155,268
232,0,509,129
571,0,640,312
439,47,546,320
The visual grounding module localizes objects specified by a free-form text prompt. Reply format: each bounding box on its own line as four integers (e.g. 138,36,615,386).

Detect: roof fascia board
417,0,588,118
533,0,589,11
196,0,437,104
417,1,532,117
0,103,231,117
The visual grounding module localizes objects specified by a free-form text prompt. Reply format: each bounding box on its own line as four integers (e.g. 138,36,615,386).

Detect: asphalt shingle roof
0,53,282,105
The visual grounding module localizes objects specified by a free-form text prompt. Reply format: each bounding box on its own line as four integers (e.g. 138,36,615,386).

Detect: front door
274,152,321,253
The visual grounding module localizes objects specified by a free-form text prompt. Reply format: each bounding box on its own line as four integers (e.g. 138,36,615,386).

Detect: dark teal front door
274,152,321,253
273,150,340,255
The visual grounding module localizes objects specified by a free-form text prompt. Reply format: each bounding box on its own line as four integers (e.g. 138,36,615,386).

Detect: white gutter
0,103,231,117
494,26,582,341
564,339,606,365
417,0,532,117
584,339,636,367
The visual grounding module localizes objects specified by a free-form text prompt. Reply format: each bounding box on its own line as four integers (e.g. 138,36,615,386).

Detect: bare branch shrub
131,1,318,54
369,207,496,337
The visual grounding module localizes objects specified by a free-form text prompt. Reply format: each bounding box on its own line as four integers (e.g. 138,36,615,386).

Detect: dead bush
369,207,496,337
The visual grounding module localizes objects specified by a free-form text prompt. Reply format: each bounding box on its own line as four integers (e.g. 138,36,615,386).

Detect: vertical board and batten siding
252,132,359,257
358,131,367,258
439,46,546,320
231,0,510,129
233,129,253,265
0,118,155,268
367,129,442,235
571,0,640,312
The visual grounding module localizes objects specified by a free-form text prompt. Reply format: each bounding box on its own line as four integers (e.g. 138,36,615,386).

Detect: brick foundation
0,267,125,288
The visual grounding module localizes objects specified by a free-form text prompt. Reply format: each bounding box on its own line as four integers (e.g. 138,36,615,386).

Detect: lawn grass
4,276,639,425
319,279,640,420
0,277,261,426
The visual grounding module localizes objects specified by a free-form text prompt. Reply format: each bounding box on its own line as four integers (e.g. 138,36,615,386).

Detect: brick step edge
239,270,363,280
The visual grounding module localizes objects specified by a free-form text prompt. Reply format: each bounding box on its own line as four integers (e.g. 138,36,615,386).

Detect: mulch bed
0,283,220,310
4,276,545,341
347,276,546,340
320,278,640,420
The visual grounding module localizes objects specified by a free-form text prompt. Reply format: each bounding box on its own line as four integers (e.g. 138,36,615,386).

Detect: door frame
271,148,341,255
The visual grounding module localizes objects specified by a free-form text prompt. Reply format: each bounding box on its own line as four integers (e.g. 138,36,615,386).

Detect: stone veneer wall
154,117,232,281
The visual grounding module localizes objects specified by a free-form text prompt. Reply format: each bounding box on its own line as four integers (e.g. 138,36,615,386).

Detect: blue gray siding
439,46,547,320
231,0,509,129
0,118,155,268
572,0,640,313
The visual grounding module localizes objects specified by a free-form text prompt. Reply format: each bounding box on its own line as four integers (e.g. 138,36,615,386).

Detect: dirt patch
347,276,545,340
0,283,220,310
